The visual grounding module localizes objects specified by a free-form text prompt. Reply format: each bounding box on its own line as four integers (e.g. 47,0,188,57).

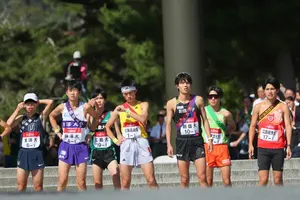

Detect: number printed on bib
180,118,199,136
62,121,85,144
93,132,111,148
260,128,278,141
210,128,223,144
122,122,141,138
22,132,40,148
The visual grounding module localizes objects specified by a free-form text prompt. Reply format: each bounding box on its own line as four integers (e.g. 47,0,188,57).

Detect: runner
105,78,158,189
49,81,100,191
202,86,236,187
6,93,53,191
85,88,121,189
165,72,213,188
0,118,11,167
249,77,292,186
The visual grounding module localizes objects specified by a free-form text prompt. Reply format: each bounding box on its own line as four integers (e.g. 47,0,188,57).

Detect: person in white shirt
252,85,266,112
149,114,167,159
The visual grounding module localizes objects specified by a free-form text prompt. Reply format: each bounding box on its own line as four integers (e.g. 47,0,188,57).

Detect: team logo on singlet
267,114,274,122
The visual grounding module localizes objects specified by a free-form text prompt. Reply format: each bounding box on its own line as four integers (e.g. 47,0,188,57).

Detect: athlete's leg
107,160,121,189
272,171,283,186
31,168,44,191
194,158,208,187
258,170,269,186
220,166,231,187
206,166,214,187
75,162,87,191
17,168,30,192
92,164,104,189
177,160,190,188
271,149,284,186
140,161,158,188
57,160,72,192
120,164,133,189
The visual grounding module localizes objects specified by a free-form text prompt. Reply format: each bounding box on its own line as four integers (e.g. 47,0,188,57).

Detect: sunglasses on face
208,94,220,99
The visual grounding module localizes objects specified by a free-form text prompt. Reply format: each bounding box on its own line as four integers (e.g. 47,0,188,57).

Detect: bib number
260,128,278,141
180,121,199,136
22,132,40,148
93,132,111,148
210,128,223,144
122,126,141,138
63,128,84,144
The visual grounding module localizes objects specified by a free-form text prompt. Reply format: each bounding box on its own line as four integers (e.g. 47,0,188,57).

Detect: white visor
121,86,136,93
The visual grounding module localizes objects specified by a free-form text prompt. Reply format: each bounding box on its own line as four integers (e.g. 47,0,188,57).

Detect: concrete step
1,169,300,187
1,158,300,178
1,178,300,192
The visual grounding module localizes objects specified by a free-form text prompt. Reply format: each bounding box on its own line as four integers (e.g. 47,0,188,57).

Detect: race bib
180,118,199,136
22,132,40,148
93,132,111,148
260,128,278,141
122,123,141,138
62,121,85,144
210,128,223,144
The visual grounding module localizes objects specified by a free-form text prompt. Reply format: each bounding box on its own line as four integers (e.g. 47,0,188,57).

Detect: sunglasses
208,94,220,99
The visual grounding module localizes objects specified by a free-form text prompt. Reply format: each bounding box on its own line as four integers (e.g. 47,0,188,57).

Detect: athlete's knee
222,177,231,186
121,176,131,189
17,183,27,192
197,172,206,182
77,178,86,189
258,176,268,186
273,175,283,186
146,176,157,187
33,184,43,192
180,175,190,185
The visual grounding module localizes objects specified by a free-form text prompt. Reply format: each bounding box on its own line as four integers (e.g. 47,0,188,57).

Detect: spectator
149,114,167,159
285,96,300,150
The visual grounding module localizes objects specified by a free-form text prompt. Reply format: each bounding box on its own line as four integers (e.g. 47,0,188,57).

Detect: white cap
23,93,38,102
73,51,81,59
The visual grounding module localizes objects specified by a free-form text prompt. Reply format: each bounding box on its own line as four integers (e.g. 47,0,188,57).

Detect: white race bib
63,128,84,144
93,132,111,148
22,132,40,148
122,125,141,138
180,120,199,136
260,128,278,141
210,128,223,144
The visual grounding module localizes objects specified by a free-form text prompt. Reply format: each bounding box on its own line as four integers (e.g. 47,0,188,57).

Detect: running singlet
62,102,87,144
258,103,286,149
19,113,45,149
202,107,228,144
172,97,203,140
90,111,113,149
119,102,148,139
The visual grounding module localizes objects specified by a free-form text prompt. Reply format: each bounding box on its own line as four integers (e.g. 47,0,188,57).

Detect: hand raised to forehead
17,102,25,111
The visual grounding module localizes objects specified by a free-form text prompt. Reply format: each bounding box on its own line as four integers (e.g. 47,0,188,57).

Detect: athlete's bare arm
105,110,121,145
166,98,175,157
121,102,149,125
0,119,12,138
39,99,54,120
7,102,25,129
84,103,100,131
282,103,292,159
197,96,212,139
49,103,64,138
114,120,122,139
248,103,260,158
197,96,213,152
224,110,236,134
